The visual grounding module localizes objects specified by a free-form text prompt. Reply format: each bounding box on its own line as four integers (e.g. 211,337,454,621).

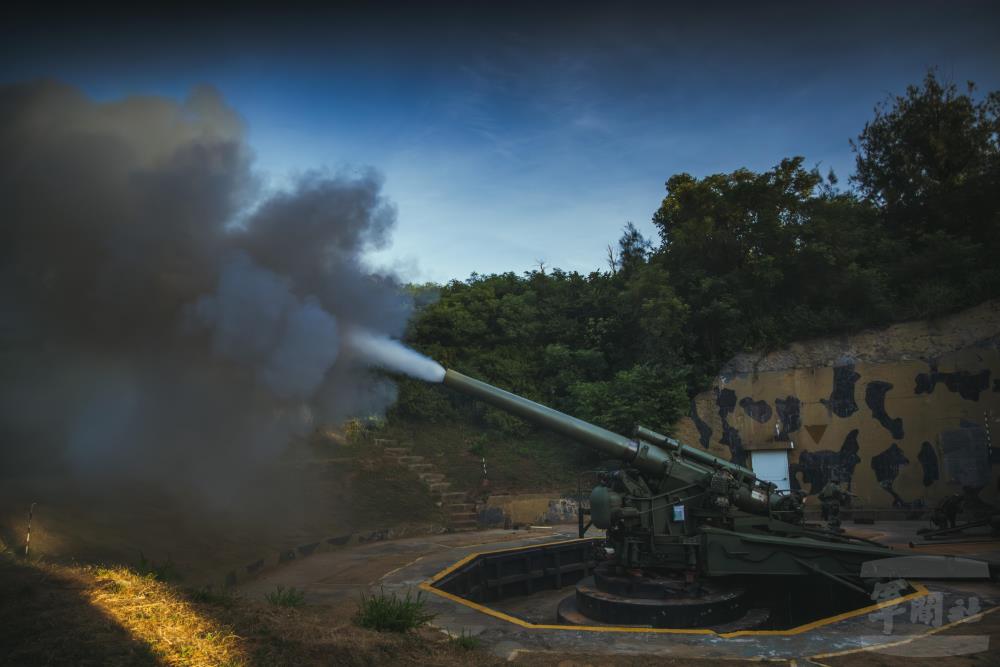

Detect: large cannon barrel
443,369,795,518
634,425,760,482
443,369,640,462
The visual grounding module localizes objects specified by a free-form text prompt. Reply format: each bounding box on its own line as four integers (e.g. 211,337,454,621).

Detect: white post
24,502,35,558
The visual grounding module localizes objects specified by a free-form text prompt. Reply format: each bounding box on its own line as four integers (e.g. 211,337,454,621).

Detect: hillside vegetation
390,72,1000,465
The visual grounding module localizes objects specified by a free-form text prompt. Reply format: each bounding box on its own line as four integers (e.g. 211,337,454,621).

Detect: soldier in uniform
819,471,850,531
931,492,965,530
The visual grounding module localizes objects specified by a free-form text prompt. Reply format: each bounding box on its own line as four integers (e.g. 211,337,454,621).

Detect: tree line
393,71,1000,439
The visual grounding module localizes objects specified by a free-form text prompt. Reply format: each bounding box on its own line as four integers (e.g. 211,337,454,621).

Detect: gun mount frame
441,368,901,628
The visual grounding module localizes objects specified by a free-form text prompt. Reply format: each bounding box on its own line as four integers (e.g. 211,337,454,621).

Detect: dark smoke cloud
0,81,410,499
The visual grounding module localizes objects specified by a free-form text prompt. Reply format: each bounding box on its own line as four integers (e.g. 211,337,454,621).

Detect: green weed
353,587,435,632
265,585,305,608
451,628,480,650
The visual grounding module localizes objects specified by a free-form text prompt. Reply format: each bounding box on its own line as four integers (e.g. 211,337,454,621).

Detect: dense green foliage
393,71,999,442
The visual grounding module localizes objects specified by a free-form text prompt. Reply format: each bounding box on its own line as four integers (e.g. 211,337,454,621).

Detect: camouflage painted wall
673,301,1000,510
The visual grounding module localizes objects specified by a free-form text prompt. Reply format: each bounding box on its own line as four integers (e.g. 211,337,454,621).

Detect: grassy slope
380,419,600,497
0,554,498,667
0,436,442,586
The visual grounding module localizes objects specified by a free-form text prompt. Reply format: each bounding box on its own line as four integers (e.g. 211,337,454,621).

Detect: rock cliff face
673,301,1000,510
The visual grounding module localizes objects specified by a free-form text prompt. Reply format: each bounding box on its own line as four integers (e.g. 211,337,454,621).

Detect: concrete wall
673,301,1000,511
478,493,580,527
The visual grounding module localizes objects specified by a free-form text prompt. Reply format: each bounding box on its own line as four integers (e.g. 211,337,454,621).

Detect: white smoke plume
344,329,446,383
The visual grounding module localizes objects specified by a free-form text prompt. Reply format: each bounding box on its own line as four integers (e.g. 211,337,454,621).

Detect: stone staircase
379,440,478,531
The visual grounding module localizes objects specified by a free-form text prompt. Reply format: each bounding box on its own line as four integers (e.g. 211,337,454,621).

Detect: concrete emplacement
371,525,1000,660
235,523,1000,660
420,537,934,635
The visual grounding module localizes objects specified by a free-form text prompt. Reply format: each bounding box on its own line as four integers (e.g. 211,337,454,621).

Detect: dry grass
0,554,502,666
86,565,244,666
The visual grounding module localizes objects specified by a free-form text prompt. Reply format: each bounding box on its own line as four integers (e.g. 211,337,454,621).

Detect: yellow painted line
720,582,930,638
505,647,794,663
427,537,596,583
809,602,1000,660
420,538,937,638
419,581,715,635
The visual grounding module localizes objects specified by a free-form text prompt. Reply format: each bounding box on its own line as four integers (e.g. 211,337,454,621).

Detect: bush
390,378,457,423
265,585,305,607
354,587,435,632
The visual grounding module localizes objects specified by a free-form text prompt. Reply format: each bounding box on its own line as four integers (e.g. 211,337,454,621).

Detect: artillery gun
442,369,904,628
916,491,1000,543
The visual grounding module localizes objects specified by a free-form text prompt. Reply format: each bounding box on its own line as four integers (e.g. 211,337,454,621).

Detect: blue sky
3,2,999,283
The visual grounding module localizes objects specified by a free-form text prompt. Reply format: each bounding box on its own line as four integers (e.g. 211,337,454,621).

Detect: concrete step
448,517,477,526
448,520,478,531
445,503,476,512
395,455,425,464
418,472,446,483
447,512,478,521
439,492,467,503
374,438,398,447
407,463,434,473
383,446,410,455
428,482,452,493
